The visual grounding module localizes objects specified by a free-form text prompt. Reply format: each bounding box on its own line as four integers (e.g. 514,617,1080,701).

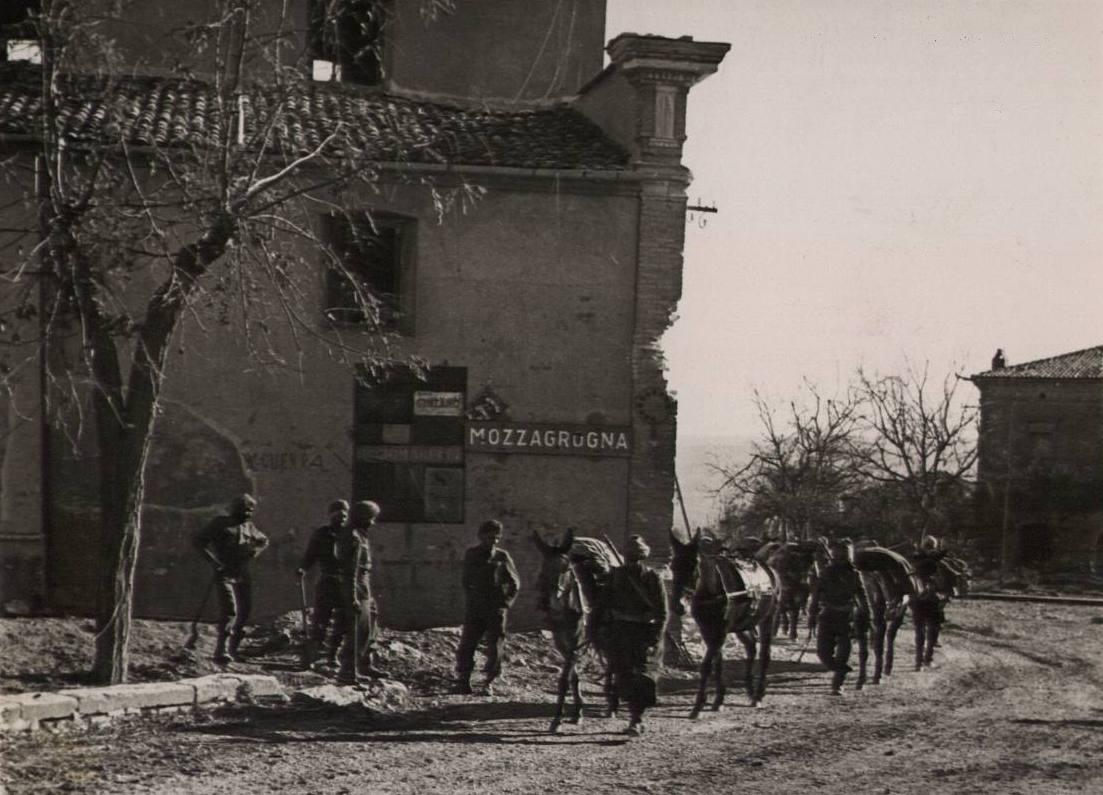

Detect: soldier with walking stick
296,499,349,671
193,494,269,664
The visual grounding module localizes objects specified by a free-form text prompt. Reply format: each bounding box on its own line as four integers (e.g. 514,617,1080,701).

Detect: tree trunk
87,223,232,685
91,406,156,685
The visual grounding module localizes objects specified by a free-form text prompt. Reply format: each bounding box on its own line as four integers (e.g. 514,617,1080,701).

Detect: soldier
454,519,521,695
604,535,668,736
808,537,871,696
336,500,389,685
194,494,269,664
296,499,349,670
912,535,950,668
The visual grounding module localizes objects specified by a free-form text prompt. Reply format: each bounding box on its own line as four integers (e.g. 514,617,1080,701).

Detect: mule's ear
669,529,685,549
562,527,576,552
532,531,549,552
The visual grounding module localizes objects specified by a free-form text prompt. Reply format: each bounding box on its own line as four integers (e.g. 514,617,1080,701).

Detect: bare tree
0,0,472,683
852,363,978,544
712,384,863,542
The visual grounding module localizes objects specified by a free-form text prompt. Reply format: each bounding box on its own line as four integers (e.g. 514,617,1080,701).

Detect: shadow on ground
178,699,635,747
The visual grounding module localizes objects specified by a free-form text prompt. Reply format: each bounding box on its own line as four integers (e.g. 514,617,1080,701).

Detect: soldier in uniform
194,494,269,664
808,537,871,696
604,535,668,736
296,499,349,670
912,535,950,668
454,519,521,695
336,500,389,685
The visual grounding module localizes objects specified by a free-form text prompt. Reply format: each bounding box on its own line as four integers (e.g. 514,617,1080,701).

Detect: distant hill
673,434,754,531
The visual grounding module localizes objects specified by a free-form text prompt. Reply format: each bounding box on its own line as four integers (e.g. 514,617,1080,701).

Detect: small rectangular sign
356,445,464,464
466,423,632,457
413,391,464,417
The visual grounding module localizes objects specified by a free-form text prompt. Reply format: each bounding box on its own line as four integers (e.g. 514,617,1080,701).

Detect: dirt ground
2,598,1102,794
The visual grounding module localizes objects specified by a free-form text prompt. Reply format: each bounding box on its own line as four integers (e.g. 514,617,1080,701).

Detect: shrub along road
2,600,1101,794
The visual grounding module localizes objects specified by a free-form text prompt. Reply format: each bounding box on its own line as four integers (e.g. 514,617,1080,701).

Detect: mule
851,545,916,686
757,541,817,640
669,531,781,716
531,529,617,733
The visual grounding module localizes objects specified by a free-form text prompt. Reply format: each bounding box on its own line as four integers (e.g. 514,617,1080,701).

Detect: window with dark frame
309,0,384,86
353,366,466,524
322,211,411,331
0,0,40,63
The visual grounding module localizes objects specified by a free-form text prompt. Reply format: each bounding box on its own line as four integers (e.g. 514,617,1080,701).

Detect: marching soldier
454,519,521,695
912,535,950,669
336,500,390,685
296,499,349,670
603,535,668,736
194,494,269,664
809,537,871,696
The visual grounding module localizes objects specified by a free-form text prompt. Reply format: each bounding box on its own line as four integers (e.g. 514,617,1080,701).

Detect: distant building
971,347,1103,573
0,1,730,625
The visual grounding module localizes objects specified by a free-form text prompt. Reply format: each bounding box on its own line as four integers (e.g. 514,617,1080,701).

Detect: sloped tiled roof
972,346,1103,380
0,62,629,171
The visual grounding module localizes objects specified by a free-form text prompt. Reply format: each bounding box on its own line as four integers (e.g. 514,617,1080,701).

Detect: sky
606,0,1103,442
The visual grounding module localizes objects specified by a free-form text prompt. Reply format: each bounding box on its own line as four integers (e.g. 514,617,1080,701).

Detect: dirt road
3,599,1101,794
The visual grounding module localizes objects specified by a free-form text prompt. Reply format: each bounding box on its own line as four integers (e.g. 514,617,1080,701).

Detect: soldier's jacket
336,528,374,605
604,563,668,628
913,549,948,578
811,560,872,616
194,516,268,580
462,545,521,615
300,524,342,579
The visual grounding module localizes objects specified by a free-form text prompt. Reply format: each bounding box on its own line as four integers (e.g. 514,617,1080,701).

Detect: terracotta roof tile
973,346,1103,380
0,62,629,171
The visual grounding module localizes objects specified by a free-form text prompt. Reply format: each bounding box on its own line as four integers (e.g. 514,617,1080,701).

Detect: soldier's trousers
310,576,346,658
816,610,853,689
912,596,943,666
338,596,378,679
456,608,508,681
215,577,252,656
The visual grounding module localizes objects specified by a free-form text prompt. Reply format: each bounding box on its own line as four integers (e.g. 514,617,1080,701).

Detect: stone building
971,347,1103,573
0,1,729,627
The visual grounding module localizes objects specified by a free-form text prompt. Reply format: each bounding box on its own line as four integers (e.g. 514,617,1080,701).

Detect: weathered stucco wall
44,175,646,630
0,371,44,615
976,379,1103,570
387,0,607,102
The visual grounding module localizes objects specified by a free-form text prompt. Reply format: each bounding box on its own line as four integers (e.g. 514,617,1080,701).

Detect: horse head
668,529,702,612
533,529,578,613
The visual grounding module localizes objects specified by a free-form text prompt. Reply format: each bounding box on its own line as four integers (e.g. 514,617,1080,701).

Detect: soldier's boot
360,650,390,679
481,670,500,695
625,711,645,736
300,638,319,670
227,628,247,663
213,632,232,665
323,649,339,669
336,663,362,686
830,668,847,695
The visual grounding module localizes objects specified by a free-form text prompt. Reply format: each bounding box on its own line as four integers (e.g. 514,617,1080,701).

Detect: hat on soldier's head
478,519,504,536
920,535,939,552
232,493,257,512
328,499,350,514
829,536,853,556
350,500,381,526
626,535,651,561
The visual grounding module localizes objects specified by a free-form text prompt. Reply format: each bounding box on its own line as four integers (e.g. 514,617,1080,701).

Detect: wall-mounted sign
413,391,464,417
467,423,632,457
356,445,464,464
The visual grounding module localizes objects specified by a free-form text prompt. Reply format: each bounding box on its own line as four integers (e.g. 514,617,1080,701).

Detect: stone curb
0,674,284,733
